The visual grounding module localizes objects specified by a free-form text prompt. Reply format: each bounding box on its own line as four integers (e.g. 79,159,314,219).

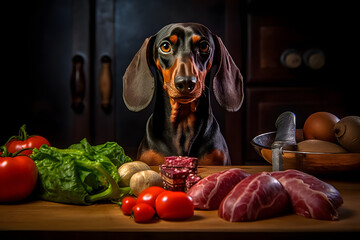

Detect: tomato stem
0,146,32,157
18,124,29,140
0,145,9,157
3,124,30,147
4,135,16,146
14,147,33,156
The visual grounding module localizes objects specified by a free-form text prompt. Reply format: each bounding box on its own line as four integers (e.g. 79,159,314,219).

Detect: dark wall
1,1,73,147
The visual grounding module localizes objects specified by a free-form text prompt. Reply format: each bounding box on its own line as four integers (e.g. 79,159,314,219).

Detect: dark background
1,0,359,165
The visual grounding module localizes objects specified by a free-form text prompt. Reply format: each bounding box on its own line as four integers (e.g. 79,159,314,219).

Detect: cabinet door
2,0,236,159
92,0,117,144
1,0,93,148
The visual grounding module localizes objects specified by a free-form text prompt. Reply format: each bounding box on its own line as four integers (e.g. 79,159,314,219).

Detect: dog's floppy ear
212,35,244,112
123,37,155,112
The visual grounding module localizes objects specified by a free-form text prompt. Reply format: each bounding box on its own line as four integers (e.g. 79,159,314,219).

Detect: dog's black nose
174,76,197,94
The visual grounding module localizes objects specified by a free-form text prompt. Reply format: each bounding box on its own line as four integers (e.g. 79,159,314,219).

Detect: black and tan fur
123,23,243,165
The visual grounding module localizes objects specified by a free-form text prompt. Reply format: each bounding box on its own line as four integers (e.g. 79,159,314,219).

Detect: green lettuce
68,138,132,168
31,139,132,205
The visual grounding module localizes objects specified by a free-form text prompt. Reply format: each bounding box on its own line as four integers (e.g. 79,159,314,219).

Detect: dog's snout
174,76,197,93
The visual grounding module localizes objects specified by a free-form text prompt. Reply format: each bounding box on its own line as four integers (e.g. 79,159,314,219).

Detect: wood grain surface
1,166,359,240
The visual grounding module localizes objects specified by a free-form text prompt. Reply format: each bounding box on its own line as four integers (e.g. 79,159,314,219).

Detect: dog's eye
199,41,210,53
160,41,172,53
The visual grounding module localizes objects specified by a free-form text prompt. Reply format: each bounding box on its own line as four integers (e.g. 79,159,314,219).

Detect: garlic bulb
118,161,150,187
129,170,163,196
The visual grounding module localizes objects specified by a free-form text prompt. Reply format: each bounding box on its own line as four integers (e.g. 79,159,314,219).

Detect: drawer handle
70,55,85,113
99,55,112,112
280,49,302,69
303,49,325,70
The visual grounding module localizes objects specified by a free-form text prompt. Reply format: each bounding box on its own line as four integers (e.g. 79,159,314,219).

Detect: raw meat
164,156,198,169
187,168,250,210
185,174,202,192
160,156,200,192
160,166,190,191
163,182,185,191
160,166,190,181
270,170,343,220
218,172,290,222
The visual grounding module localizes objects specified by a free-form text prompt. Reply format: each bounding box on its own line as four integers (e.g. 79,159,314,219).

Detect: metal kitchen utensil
271,111,297,171
252,129,360,174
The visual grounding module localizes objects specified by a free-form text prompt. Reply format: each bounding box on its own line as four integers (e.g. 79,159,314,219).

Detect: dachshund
123,23,243,165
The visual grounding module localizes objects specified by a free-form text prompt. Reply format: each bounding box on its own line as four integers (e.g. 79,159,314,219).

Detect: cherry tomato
131,203,155,223
0,156,38,202
155,191,194,220
5,125,50,156
121,196,137,215
137,186,166,208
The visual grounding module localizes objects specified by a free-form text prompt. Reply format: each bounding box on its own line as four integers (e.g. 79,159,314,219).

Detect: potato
334,116,360,153
129,170,163,196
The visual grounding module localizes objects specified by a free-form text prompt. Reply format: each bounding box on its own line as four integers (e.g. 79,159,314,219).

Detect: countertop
1,166,360,240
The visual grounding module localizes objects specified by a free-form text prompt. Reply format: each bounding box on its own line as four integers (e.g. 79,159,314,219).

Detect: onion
118,161,151,187
334,116,360,152
129,170,163,196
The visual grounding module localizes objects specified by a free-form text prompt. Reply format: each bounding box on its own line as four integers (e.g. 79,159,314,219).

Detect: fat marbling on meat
218,172,290,222
187,168,250,210
270,170,343,220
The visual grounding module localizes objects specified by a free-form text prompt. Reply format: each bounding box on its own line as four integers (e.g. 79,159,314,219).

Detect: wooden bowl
251,129,360,174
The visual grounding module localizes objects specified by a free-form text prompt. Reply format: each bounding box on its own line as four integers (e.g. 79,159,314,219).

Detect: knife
271,111,297,171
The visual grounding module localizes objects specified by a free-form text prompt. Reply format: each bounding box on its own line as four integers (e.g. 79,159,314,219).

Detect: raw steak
187,168,250,210
270,170,343,220
218,172,290,222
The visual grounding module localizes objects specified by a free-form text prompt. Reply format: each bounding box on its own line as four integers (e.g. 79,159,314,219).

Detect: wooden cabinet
247,14,329,83
241,1,360,164
2,0,358,165
1,0,234,161
2,0,115,149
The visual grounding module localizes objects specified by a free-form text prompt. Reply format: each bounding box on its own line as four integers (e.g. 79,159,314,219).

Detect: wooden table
1,166,360,240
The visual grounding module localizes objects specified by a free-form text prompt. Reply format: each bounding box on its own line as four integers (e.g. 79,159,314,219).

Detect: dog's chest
171,108,197,155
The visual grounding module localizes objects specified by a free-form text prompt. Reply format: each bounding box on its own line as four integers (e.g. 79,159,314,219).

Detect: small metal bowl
251,129,360,174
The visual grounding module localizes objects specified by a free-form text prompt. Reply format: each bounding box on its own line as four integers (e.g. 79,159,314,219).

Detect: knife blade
271,111,297,171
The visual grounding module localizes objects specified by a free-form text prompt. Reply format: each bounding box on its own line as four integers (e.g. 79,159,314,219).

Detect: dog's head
123,23,243,113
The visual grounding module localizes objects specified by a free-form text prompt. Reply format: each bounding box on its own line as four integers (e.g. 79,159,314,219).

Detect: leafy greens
31,139,132,205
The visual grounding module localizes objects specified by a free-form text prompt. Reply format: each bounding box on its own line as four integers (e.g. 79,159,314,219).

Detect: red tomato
0,156,38,202
155,191,194,220
121,196,137,215
7,135,50,156
131,203,155,223
137,186,166,208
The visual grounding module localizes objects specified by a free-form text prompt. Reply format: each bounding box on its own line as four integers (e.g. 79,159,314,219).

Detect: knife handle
273,111,297,149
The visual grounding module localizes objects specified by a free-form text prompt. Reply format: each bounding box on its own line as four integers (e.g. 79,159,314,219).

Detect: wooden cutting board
1,166,359,239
